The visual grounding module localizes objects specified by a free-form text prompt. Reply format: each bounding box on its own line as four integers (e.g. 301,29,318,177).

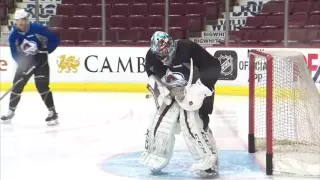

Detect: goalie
140,31,221,177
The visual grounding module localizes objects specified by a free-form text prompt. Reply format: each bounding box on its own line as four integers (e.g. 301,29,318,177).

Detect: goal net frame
248,50,274,175
247,49,320,176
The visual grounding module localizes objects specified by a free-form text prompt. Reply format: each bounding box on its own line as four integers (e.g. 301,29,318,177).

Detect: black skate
1,110,15,124
45,110,59,126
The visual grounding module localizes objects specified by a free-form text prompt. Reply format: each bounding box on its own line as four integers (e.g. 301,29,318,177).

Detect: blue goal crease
99,150,265,179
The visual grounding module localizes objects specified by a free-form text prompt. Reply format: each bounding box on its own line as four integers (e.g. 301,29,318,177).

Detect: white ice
0,92,317,180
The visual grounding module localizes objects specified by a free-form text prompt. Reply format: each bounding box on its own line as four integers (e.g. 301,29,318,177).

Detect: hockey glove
176,79,213,111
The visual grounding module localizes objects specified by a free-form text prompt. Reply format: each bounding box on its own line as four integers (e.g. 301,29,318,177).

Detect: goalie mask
150,31,176,66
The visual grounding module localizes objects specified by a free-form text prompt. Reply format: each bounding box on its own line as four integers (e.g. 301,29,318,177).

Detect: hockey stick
183,58,194,105
186,58,194,90
0,65,37,101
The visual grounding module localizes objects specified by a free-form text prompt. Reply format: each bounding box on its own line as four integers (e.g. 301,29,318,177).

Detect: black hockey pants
199,65,221,130
9,52,55,111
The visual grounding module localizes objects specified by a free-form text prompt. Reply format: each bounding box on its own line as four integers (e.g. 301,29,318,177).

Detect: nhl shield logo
214,50,238,80
218,55,233,76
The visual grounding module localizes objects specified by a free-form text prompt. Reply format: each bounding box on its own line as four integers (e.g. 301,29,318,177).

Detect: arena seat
241,16,265,29
204,2,219,19
229,31,244,44
308,29,320,45
306,15,320,28
241,30,265,44
289,14,308,28
78,0,99,5
118,29,138,43
187,0,204,3
261,29,284,45
70,16,90,29
48,27,63,37
62,0,77,4
97,0,114,4
49,15,70,29
259,2,288,16
186,14,202,32
105,29,118,43
60,28,83,45
169,29,185,39
261,15,284,29
171,0,186,3
310,2,320,15
287,28,307,44
129,15,149,29
112,4,130,17
108,16,129,30
133,0,149,4
148,15,164,29
0,4,5,21
169,15,187,29
93,4,112,17
79,28,102,45
56,4,75,17
136,29,155,44
130,3,149,16
292,1,313,15
170,3,186,16
115,0,133,4
186,3,205,17
307,29,319,42
149,3,165,16
3,0,14,9
74,4,93,17
90,16,102,28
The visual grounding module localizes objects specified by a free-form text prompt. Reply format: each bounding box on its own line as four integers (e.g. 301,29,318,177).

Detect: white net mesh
251,51,320,176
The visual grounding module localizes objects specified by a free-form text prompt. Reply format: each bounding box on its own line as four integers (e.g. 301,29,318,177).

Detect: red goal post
248,50,320,176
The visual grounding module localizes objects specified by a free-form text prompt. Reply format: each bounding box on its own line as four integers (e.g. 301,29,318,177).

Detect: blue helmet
150,31,176,65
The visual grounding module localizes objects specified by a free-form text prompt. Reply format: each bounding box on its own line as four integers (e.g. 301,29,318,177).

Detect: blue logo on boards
100,150,264,179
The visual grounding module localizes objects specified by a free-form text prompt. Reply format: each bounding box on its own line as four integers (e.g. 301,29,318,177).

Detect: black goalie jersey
145,39,221,90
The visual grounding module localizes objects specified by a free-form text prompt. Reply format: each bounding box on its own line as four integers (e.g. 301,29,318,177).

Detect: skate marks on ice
0,92,135,138
100,150,265,180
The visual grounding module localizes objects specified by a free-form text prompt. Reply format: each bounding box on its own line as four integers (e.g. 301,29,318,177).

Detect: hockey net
248,50,320,176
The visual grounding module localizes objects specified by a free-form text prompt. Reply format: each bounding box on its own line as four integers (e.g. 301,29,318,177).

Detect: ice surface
0,92,317,180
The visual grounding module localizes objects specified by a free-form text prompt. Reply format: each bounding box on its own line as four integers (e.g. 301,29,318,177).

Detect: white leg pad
140,101,180,172
179,110,219,174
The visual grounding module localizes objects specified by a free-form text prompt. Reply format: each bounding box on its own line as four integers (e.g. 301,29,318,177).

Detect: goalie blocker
140,31,221,177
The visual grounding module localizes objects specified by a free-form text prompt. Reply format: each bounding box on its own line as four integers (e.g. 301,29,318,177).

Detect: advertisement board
0,46,319,95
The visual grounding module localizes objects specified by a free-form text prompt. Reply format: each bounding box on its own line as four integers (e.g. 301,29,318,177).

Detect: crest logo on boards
56,55,80,73
214,50,238,80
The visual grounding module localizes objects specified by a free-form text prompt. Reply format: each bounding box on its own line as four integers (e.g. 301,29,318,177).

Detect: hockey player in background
1,9,60,126
140,31,221,177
